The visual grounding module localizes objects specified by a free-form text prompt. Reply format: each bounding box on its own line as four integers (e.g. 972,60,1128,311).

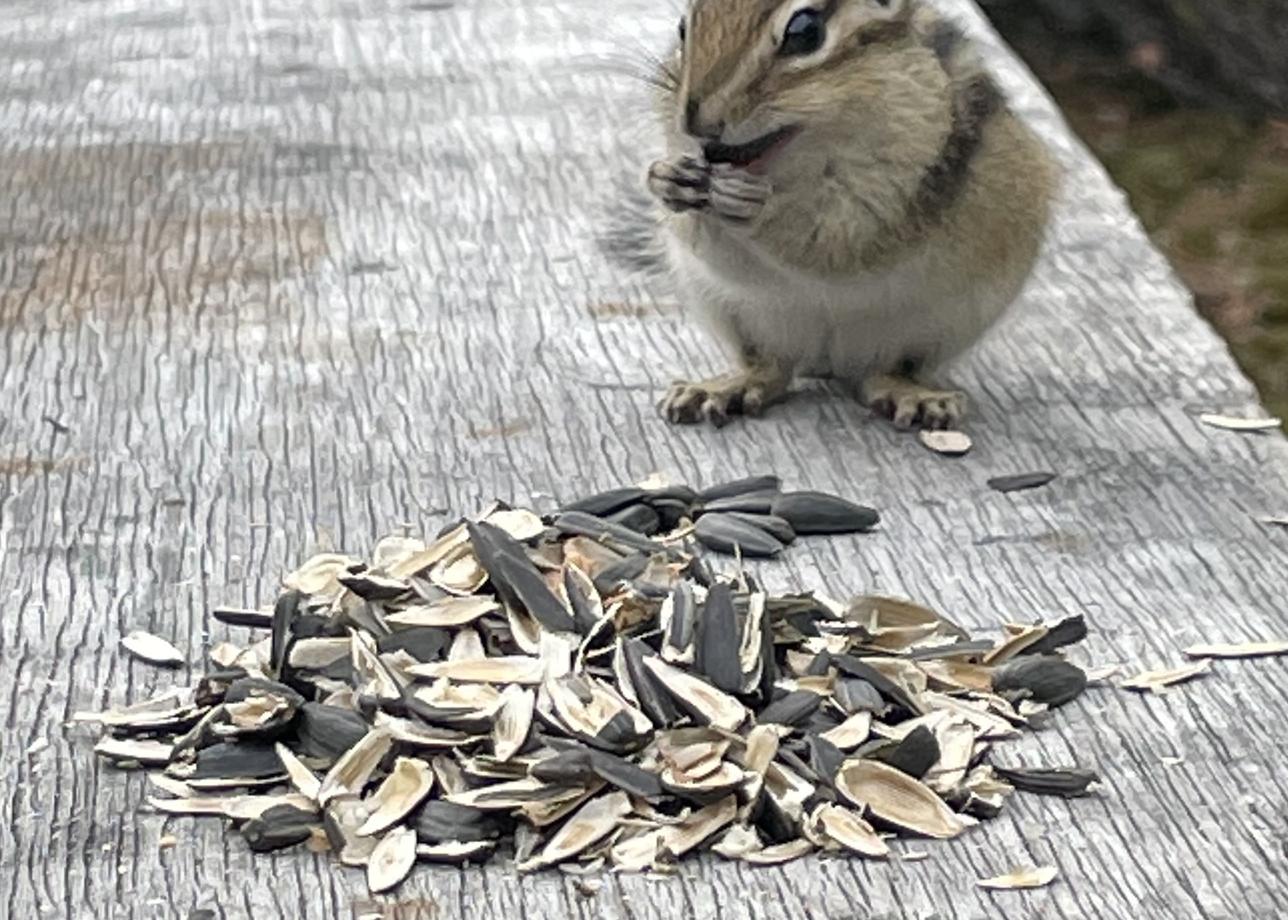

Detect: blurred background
980,0,1288,421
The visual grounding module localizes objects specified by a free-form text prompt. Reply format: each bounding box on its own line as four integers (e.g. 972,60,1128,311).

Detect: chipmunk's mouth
703,125,801,174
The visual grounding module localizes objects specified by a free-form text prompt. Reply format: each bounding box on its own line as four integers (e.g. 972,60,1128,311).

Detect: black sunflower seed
757,690,821,727
697,475,782,502
645,496,692,530
591,553,650,595
688,570,720,604
293,703,369,763
721,512,796,544
987,471,1057,493
806,734,846,783
552,511,676,557
697,491,781,515
241,804,317,853
530,749,596,784
414,801,507,844
750,788,800,844
468,521,576,633
694,513,785,558
190,741,283,781
834,677,887,714
621,638,681,726
563,568,604,634
993,765,1099,798
993,655,1088,708
775,746,821,785
212,607,273,629
864,726,939,778
593,708,651,751
562,487,649,517
376,626,452,662
606,503,662,535
644,483,699,505
695,583,743,693
803,653,832,678
831,654,921,716
294,613,343,640
269,589,304,679
769,492,879,535
664,582,696,655
589,750,666,801
804,710,843,737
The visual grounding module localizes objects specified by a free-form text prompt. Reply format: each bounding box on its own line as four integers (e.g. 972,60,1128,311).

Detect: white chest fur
666,219,1017,380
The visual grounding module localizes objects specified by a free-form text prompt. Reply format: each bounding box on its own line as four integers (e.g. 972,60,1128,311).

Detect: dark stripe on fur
927,19,964,63
909,73,1001,229
858,70,1001,267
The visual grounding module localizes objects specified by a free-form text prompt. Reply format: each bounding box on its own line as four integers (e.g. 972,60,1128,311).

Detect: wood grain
1,0,1286,918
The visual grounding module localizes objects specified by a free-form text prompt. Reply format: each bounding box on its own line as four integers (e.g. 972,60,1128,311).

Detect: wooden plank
1,0,1286,918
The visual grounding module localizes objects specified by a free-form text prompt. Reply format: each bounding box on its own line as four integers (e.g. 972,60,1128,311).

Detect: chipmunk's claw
862,375,967,430
661,380,749,427
708,166,771,224
661,367,789,427
648,157,710,213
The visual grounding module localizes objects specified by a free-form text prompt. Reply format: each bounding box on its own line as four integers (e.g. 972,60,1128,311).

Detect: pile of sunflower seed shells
78,476,1097,895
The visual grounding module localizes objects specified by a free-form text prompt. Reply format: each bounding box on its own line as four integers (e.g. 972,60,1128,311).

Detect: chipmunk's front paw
647,156,711,213
707,166,771,224
646,159,771,224
661,370,787,428
862,375,967,430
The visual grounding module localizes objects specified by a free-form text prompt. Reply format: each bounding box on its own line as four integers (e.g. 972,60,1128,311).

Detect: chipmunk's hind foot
661,365,791,428
862,374,967,430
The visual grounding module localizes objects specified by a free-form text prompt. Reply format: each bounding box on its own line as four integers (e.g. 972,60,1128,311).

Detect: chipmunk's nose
684,97,724,140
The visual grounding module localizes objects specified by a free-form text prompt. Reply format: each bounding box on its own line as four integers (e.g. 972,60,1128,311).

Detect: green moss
1174,224,1220,260
1234,326,1288,421
1242,180,1288,233
1109,151,1203,227
1255,260,1288,295
1101,114,1262,229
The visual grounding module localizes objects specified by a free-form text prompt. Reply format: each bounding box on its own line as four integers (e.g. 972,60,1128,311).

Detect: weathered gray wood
1,0,1286,918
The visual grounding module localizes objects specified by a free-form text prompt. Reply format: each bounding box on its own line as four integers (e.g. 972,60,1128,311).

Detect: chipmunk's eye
678,18,686,43
780,8,825,56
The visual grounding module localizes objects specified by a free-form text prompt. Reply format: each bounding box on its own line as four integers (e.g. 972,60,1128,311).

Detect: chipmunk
615,0,1057,428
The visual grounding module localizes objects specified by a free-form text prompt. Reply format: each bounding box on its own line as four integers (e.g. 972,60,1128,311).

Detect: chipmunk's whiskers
584,36,679,94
